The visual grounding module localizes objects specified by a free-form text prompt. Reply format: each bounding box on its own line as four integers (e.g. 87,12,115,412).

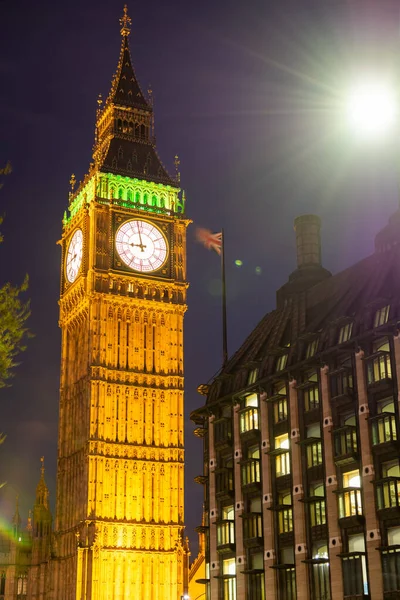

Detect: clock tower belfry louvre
54,7,189,600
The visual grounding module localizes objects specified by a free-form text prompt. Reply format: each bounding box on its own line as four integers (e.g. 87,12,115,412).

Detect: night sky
1,0,400,555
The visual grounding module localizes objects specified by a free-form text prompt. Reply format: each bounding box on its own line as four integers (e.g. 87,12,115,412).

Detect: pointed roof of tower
106,5,150,111
35,456,49,509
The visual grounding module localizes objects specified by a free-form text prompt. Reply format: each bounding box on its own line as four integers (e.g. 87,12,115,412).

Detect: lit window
338,322,353,344
311,543,330,600
222,558,236,600
248,368,258,385
306,338,319,359
223,557,236,575
374,305,390,328
245,394,258,407
275,434,290,477
343,470,360,488
367,338,392,384
274,397,288,423
339,470,362,518
275,433,289,450
309,483,326,526
222,505,234,520
239,396,259,433
276,354,288,372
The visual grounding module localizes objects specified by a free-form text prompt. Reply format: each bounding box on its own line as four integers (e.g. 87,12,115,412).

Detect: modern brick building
191,211,400,600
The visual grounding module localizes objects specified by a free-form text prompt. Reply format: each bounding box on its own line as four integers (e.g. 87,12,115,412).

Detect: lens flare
345,80,398,139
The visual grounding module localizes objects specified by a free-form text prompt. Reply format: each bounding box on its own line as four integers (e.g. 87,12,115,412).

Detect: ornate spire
35,456,49,509
120,4,131,37
12,495,21,536
105,5,149,110
92,6,176,187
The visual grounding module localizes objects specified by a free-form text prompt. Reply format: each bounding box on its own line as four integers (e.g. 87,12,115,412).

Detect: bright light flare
345,80,398,139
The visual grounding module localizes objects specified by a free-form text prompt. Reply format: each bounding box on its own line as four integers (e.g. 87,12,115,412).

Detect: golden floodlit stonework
52,6,190,599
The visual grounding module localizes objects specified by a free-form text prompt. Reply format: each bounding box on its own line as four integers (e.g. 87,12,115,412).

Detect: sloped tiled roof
100,138,176,187
204,219,400,405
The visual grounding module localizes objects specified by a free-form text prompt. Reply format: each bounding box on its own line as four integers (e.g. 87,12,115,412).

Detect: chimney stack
294,214,322,269
276,214,331,308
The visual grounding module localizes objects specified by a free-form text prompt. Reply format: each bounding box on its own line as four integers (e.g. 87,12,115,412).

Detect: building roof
99,138,176,186
106,35,150,111
196,209,400,409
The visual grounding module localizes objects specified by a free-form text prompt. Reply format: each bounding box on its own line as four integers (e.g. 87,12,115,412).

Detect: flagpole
221,228,228,367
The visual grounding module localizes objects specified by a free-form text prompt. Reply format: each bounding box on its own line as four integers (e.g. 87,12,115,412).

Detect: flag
196,226,228,366
196,228,222,255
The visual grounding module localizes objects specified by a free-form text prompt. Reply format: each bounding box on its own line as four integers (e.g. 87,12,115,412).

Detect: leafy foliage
0,165,31,388
0,270,31,388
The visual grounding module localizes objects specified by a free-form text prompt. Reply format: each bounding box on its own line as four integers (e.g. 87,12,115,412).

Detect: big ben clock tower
53,7,189,600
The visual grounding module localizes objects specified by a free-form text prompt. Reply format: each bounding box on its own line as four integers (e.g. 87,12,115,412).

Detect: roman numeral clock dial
115,219,168,273
66,228,83,283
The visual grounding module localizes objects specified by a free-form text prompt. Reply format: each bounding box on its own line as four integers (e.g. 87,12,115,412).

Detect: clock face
115,219,168,273
66,229,83,283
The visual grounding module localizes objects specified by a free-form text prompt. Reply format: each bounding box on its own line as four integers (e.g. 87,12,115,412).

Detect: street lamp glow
345,80,398,139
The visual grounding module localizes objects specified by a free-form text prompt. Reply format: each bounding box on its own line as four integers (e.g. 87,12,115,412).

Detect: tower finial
120,5,132,37
40,455,45,478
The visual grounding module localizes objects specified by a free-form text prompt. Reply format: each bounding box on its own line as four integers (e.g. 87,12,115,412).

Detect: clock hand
137,227,146,252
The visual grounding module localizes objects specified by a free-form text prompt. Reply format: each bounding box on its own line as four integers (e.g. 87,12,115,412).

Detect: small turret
12,495,21,539
33,457,52,539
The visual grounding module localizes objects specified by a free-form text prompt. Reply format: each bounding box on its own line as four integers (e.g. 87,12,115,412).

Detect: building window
241,446,261,487
342,535,368,597
274,397,288,423
243,511,263,541
338,470,362,518
248,368,258,385
310,543,331,600
304,384,319,411
329,359,353,399
338,322,353,344
221,558,236,600
309,484,326,527
278,492,293,533
371,401,397,445
307,441,322,468
239,395,259,433
366,338,392,384
376,463,400,510
247,553,264,600
306,338,319,359
305,423,322,468
217,505,235,549
276,353,288,372
382,527,400,593
275,433,290,477
277,548,296,600
17,574,27,596
374,305,390,328
0,573,5,596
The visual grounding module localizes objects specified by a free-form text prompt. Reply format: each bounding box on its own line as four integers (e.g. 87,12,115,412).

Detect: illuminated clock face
66,229,83,283
115,219,168,273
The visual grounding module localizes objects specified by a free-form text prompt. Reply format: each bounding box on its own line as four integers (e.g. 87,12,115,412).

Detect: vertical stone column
320,365,343,599
354,350,383,600
260,393,277,598
288,380,310,600
233,403,247,599
208,414,220,600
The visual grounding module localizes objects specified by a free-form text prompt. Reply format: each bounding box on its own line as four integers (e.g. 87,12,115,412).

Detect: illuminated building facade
192,212,400,600
52,6,189,599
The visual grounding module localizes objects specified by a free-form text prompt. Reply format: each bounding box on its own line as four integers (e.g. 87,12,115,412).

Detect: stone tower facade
52,7,189,599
